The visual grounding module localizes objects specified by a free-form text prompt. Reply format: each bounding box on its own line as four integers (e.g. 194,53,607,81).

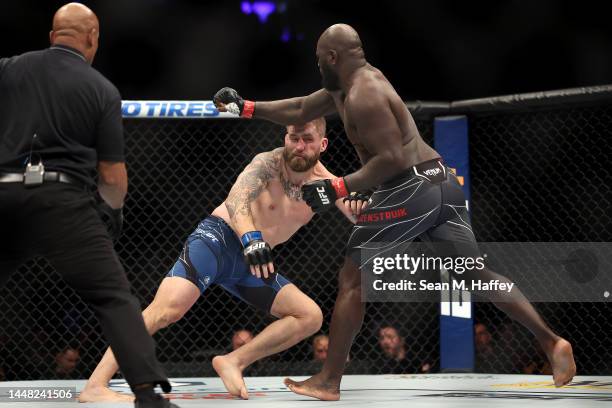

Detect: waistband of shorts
380,158,444,187
203,215,242,243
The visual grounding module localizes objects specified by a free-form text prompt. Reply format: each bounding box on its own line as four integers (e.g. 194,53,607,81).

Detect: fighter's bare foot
546,338,576,387
77,384,134,403
284,375,340,401
212,355,249,399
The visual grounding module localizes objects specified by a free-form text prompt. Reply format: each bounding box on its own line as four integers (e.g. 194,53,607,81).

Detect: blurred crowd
0,320,553,381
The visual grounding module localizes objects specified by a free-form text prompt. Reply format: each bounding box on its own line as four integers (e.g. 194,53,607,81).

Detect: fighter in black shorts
213,24,576,400
346,159,479,269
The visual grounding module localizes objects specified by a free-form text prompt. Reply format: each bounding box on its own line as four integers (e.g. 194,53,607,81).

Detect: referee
0,4,179,407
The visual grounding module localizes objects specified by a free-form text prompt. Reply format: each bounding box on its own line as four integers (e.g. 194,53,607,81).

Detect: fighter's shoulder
310,160,335,180
249,148,282,172
347,74,388,108
253,147,283,161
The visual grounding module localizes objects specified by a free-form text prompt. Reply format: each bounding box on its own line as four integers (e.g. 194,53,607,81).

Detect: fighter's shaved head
318,24,364,57
50,3,100,64
316,24,366,91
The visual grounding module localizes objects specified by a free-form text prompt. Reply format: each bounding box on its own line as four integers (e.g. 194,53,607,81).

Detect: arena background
1,0,611,382
2,0,612,100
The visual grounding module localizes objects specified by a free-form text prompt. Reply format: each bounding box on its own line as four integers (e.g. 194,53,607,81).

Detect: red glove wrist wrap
331,177,349,198
241,100,255,118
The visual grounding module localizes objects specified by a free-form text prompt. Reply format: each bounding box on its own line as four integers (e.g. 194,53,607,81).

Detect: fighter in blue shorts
79,117,368,403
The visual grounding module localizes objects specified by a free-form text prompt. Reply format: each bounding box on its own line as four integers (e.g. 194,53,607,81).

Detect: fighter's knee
338,283,361,300
289,300,323,338
273,285,322,337
301,304,323,336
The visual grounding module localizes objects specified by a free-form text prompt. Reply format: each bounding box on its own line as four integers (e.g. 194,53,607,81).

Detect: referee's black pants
0,182,170,391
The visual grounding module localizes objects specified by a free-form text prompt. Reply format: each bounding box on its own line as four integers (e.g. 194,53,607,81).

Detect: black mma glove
343,191,371,219
213,87,255,118
302,177,349,213
241,231,274,278
343,191,371,205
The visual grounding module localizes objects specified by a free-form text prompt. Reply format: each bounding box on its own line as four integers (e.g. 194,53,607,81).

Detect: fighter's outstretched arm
255,89,336,125
214,88,336,126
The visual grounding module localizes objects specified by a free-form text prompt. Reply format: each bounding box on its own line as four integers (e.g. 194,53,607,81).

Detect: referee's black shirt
0,44,124,188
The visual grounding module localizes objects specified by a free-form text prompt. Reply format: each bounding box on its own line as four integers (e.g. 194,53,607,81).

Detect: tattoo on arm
225,150,280,223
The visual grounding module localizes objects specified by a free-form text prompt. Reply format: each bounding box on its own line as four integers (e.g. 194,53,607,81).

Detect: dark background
1,0,611,101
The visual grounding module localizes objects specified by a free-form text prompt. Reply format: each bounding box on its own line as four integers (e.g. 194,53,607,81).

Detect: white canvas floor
1,373,610,407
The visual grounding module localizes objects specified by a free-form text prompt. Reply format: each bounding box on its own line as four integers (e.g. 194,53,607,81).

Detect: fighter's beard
283,149,319,172
280,151,319,201
321,64,341,91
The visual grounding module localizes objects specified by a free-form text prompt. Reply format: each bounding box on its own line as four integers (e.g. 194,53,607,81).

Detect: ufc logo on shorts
316,186,330,204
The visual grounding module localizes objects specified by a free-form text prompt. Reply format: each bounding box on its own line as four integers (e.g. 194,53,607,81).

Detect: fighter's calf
143,295,191,333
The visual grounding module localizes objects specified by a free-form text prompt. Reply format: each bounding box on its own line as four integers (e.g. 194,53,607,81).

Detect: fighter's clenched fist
241,231,274,279
301,177,349,213
213,87,255,118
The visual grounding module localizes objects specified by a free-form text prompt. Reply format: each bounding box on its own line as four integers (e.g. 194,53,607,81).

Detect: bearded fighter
78,118,367,402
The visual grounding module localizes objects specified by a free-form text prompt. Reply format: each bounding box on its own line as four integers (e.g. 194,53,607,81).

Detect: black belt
0,171,81,186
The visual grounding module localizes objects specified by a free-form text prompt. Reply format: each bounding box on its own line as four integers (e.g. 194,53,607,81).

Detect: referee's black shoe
134,386,181,408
